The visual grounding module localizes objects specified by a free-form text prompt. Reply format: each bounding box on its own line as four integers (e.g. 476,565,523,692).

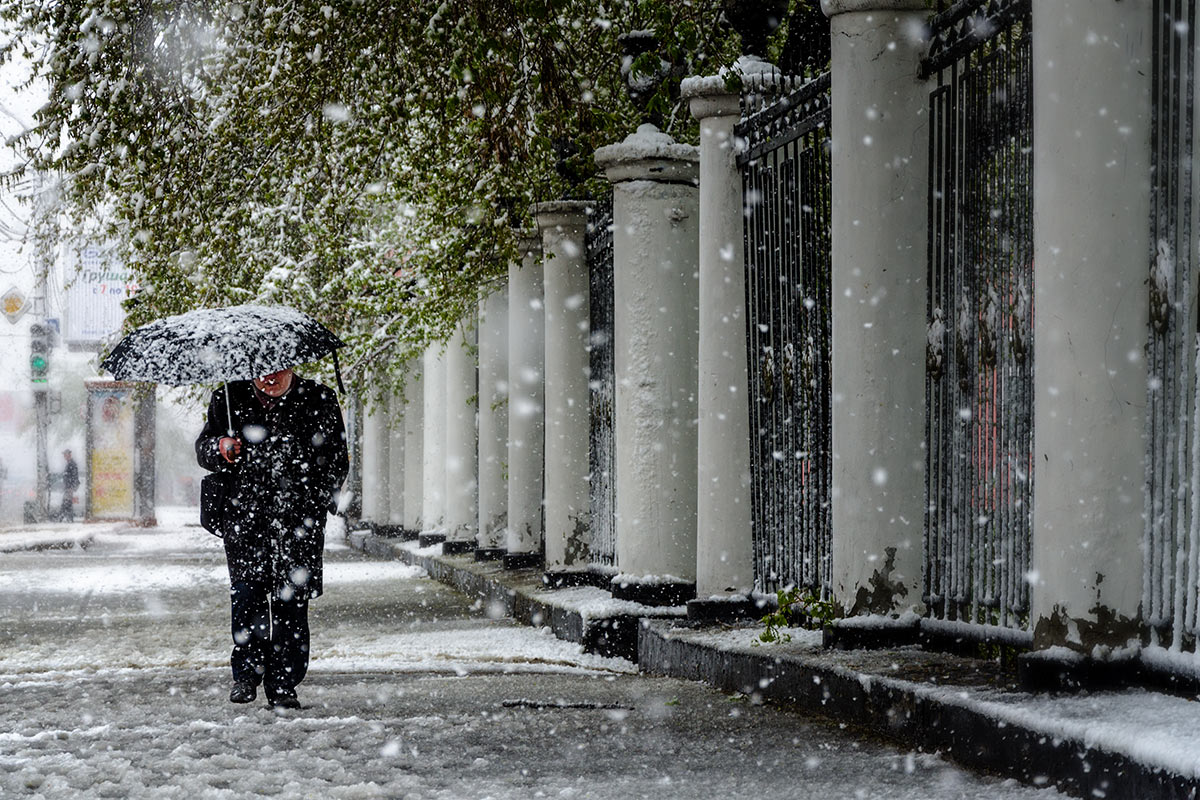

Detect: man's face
254,368,294,398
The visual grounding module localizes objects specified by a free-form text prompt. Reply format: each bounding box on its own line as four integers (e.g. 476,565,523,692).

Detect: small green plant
756,587,837,644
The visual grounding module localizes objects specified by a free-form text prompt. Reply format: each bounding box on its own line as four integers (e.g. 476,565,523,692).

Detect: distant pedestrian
60,449,79,523
195,367,348,710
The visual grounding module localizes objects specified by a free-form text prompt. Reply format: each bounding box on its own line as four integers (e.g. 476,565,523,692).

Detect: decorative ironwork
586,194,617,570
740,72,830,158
923,0,1033,632
737,75,833,595
1145,0,1198,651
922,0,1032,79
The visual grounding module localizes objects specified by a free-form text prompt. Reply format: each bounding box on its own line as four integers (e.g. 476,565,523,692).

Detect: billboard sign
87,383,136,519
85,380,156,525
63,245,137,349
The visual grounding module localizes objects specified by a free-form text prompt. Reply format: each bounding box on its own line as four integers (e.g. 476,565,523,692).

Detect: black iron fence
922,0,1034,634
736,73,833,596
1145,0,1199,652
586,193,617,572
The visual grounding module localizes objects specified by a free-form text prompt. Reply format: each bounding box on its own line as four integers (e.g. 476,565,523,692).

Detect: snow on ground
0,508,1067,799
681,622,1200,785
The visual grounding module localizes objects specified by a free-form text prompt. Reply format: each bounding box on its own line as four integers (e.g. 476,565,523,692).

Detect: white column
443,320,478,553
683,78,754,611
402,362,424,533
596,125,700,605
536,200,592,581
386,393,405,531
421,344,447,540
505,235,545,567
825,0,930,617
477,282,510,556
359,393,390,526
1029,0,1150,652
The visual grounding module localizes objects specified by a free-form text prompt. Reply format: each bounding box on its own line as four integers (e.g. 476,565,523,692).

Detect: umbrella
100,304,346,433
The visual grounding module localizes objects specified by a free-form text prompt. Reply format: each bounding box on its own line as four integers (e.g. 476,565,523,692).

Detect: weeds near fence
756,587,836,644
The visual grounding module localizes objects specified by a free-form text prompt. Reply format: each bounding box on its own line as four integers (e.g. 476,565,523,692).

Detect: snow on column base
1017,646,1140,694
1021,606,1143,691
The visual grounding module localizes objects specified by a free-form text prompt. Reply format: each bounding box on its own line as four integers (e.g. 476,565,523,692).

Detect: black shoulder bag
200,471,233,537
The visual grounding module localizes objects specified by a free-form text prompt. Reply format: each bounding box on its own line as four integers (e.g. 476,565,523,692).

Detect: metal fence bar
586,194,616,570
1145,0,1198,652
738,75,833,595
923,0,1033,631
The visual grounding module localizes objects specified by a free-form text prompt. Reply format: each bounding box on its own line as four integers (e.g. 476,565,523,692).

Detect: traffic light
29,322,51,385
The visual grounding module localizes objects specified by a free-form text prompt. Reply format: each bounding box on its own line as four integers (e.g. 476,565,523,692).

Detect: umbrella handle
332,349,346,395
224,382,234,437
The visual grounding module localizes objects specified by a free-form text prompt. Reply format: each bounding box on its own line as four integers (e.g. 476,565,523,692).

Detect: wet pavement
0,512,1065,799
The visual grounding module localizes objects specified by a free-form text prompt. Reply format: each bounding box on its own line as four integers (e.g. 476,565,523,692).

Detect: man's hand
218,437,242,463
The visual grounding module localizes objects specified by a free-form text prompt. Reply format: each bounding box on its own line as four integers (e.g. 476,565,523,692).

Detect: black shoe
229,682,257,704
267,690,300,710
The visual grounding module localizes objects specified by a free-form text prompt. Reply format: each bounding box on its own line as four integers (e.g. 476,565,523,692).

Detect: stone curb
638,621,1195,800
347,531,678,661
348,531,1198,800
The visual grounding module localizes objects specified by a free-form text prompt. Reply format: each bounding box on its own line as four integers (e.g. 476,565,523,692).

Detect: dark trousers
229,580,309,696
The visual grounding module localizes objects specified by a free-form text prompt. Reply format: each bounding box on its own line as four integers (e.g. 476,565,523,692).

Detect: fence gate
736,73,833,596
922,0,1034,635
586,194,617,573
1145,0,1198,653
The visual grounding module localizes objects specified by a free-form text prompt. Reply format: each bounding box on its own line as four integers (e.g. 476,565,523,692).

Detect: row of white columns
357,107,748,607
358,0,1154,656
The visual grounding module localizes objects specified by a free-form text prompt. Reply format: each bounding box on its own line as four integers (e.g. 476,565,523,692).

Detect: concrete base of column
442,540,474,556
824,618,921,651
372,523,416,540
503,552,543,571
542,568,594,590
686,597,764,624
610,577,696,607
1018,649,1137,694
474,547,506,562
418,532,447,548
586,565,618,588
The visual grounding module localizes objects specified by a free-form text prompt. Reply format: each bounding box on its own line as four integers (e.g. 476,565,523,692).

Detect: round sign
2,286,28,324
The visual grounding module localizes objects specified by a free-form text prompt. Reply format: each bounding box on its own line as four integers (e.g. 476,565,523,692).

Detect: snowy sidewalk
2,509,1068,800
352,531,1200,800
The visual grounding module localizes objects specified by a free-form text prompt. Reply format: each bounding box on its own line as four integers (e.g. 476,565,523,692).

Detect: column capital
532,200,590,233
595,124,698,186
821,0,928,16
682,76,741,121
684,56,789,120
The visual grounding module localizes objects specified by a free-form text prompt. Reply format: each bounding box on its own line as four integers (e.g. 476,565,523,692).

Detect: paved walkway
0,511,1064,799
350,531,1200,800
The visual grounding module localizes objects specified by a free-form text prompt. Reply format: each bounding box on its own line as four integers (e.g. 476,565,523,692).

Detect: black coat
195,377,348,599
63,458,79,491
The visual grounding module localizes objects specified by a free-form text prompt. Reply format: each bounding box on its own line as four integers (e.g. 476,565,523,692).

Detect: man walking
60,449,79,523
195,367,348,709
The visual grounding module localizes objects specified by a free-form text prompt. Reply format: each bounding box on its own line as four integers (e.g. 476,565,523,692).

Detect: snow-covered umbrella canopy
100,304,346,385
